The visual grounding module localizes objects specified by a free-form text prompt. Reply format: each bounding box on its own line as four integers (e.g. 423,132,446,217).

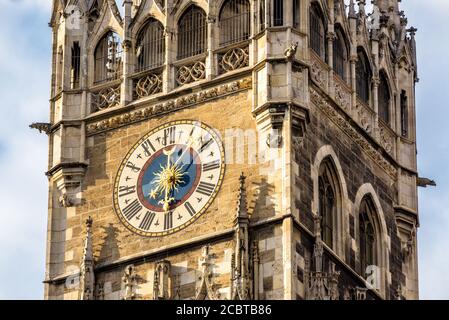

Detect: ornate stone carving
334,82,351,111
284,43,298,60
230,173,251,300
29,122,51,134
195,245,220,300
92,85,121,112
310,60,327,89
121,265,138,300
310,88,397,178
153,260,171,300
379,125,394,154
305,215,341,300
87,78,252,135
219,46,249,74
59,193,74,208
134,73,163,99
79,216,95,300
176,60,206,86
355,102,372,133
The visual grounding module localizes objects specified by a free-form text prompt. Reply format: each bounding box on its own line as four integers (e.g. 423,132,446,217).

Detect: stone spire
231,173,251,300
79,216,95,300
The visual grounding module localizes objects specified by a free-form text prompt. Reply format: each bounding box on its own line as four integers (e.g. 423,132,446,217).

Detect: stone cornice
86,77,252,135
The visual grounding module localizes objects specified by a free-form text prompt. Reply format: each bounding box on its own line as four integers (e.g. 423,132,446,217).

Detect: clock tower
40,0,422,300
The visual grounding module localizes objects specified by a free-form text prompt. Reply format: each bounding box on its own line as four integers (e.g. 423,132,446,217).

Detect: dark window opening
71,42,81,89
401,90,409,137
273,0,284,26
136,18,165,72
293,0,300,29
378,72,390,124
356,49,371,104
94,31,123,84
177,6,207,60
219,0,251,47
310,5,325,60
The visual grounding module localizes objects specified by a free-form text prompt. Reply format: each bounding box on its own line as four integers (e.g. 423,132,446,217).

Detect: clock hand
173,137,196,167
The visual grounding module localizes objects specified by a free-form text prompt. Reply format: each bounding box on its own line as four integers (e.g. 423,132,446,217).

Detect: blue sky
0,0,448,299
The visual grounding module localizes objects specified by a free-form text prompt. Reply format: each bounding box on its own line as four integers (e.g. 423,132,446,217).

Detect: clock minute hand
173,137,196,167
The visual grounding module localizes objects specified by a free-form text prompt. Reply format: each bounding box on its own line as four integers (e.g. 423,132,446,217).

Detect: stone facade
42,0,420,300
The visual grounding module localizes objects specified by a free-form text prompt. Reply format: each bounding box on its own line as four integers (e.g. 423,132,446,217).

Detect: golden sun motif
149,147,187,212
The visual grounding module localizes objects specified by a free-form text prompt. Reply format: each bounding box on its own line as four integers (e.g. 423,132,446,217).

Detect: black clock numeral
164,211,173,230
196,181,215,196
184,201,196,216
141,139,156,157
199,138,214,153
162,126,176,146
123,199,142,220
202,160,220,172
139,211,156,230
126,162,141,172
118,185,136,197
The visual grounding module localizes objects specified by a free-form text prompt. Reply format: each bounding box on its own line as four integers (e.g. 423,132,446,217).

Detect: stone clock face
113,120,225,237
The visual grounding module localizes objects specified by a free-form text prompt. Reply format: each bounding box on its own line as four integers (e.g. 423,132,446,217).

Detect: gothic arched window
400,90,408,137
219,0,251,47
177,6,207,60
356,48,371,104
309,4,326,60
136,18,165,72
318,159,338,248
333,28,347,81
378,72,391,124
94,31,123,84
359,197,377,276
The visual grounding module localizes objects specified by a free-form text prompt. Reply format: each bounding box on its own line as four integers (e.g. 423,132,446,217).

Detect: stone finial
153,260,171,300
236,173,248,220
121,264,138,300
348,0,357,19
195,245,220,300
79,216,95,300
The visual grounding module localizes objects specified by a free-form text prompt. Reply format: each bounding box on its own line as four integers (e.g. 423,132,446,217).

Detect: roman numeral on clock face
202,160,220,172
123,199,142,220
196,181,215,196
139,211,156,230
126,162,141,172
162,126,176,146
184,201,196,216
141,139,156,157
199,138,214,153
164,211,173,230
118,185,136,197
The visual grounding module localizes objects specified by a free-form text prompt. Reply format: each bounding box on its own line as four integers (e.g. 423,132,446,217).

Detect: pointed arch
333,24,349,82
356,47,372,104
309,2,327,61
378,70,391,124
135,18,165,72
218,0,251,47
177,5,207,60
312,145,349,258
94,30,123,84
353,183,390,298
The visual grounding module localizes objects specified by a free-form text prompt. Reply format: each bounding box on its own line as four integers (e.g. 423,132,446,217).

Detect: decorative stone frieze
87,78,252,135
310,88,397,178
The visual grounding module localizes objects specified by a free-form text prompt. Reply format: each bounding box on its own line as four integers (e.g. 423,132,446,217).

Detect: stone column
206,15,216,80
